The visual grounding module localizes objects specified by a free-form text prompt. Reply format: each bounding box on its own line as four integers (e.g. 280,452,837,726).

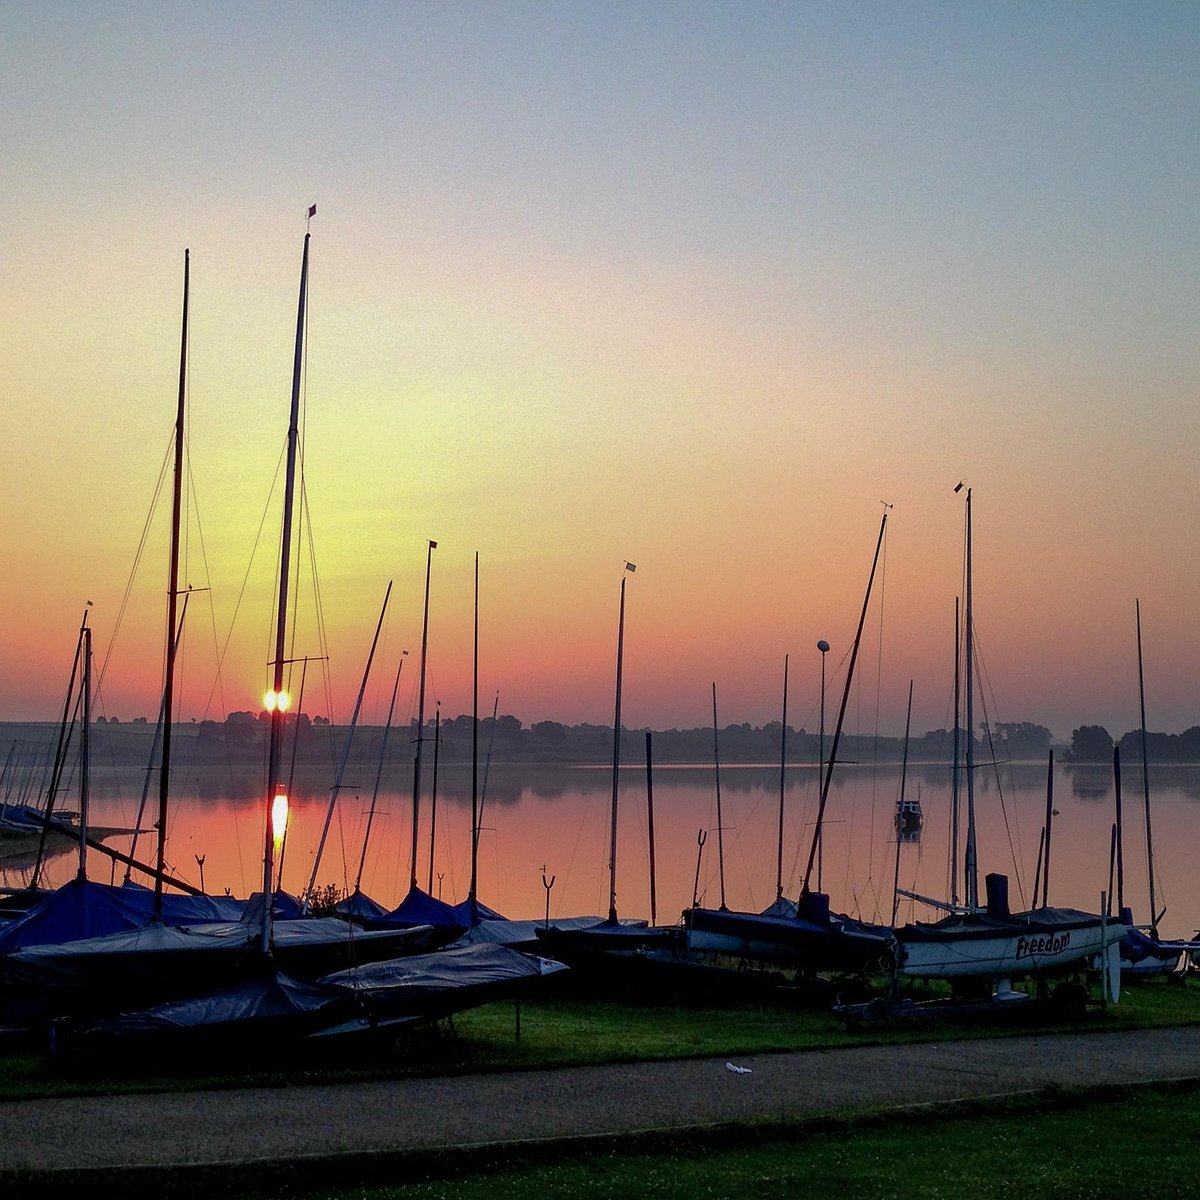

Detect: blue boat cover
450,896,507,924
0,878,246,953
368,885,469,932
335,888,390,921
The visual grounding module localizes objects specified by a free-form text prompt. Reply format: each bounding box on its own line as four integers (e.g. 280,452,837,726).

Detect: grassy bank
2,971,1197,1102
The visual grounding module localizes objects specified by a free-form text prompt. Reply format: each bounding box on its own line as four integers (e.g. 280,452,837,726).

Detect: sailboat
534,564,676,964
0,255,250,963
1103,605,1200,976
892,485,1123,995
681,515,896,976
358,540,484,946
1,235,441,1030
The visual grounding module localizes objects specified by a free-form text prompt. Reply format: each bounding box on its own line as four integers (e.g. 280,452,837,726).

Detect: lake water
8,758,1200,939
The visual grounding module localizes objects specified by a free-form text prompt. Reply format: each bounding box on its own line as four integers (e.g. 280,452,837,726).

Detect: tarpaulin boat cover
0,878,246,953
334,888,390,921
452,915,603,948
367,885,469,933
450,896,507,923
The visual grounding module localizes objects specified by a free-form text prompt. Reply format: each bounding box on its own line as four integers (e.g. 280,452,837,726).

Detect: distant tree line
1065,725,1200,764
13,713,1200,768
81,710,1069,766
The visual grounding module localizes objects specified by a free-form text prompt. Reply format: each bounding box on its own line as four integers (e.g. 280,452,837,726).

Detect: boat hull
896,906,1123,980
683,900,893,973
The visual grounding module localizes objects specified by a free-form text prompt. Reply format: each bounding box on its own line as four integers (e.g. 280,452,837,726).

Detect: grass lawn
3,974,1200,1198
290,1082,1200,1200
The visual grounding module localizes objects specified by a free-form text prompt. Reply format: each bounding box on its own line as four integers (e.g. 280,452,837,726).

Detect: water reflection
6,761,1199,940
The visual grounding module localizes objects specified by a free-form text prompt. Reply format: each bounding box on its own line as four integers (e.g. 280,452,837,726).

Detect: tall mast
305,580,391,902
154,248,189,918
427,702,441,892
607,563,633,923
1135,598,1158,938
354,648,406,895
1113,743,1125,914
130,594,188,884
32,606,89,888
712,681,727,910
800,511,888,898
1040,749,1054,907
78,624,92,879
775,654,789,899
890,678,914,924
645,729,657,926
409,539,436,890
469,551,480,924
260,225,310,956
960,484,978,912
950,596,961,910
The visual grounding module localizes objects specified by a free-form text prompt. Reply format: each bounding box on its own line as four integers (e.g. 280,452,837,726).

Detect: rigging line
981,712,1026,905
96,430,174,691
183,458,221,721
971,625,1027,904
298,467,336,748
866,525,888,898
556,774,596,920
199,441,287,722
969,662,1027,902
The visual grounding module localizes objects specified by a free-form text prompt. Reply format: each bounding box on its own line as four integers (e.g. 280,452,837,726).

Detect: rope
96,431,173,693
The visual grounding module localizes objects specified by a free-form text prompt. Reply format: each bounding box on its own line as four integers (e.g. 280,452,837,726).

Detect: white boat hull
897,908,1124,980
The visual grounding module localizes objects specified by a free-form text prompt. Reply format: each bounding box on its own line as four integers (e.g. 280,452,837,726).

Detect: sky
1,1,1198,743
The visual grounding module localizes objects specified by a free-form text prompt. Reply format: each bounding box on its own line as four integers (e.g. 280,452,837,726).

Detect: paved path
3,1026,1199,1190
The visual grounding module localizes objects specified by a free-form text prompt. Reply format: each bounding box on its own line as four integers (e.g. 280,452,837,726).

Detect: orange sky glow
2,5,1198,743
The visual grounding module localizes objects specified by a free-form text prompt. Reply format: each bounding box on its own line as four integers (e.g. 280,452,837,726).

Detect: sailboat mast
355,649,406,894
712,681,727,910
607,567,630,923
154,248,188,918
890,678,914,924
469,551,480,924
950,597,961,910
1135,598,1158,937
646,729,657,926
427,703,441,893
260,228,310,955
800,511,888,898
962,486,978,912
1041,749,1054,907
775,653,789,899
131,594,188,884
78,623,91,879
1113,743,1125,913
32,607,89,888
305,580,391,901
409,539,436,890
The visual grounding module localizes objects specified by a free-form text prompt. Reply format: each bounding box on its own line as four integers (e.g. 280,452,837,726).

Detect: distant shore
2,717,1197,772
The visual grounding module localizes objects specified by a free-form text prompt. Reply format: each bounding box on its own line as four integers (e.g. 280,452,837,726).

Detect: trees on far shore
1066,723,1200,764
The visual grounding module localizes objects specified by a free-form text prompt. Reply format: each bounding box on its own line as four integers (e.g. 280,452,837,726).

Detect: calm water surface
8,759,1200,939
